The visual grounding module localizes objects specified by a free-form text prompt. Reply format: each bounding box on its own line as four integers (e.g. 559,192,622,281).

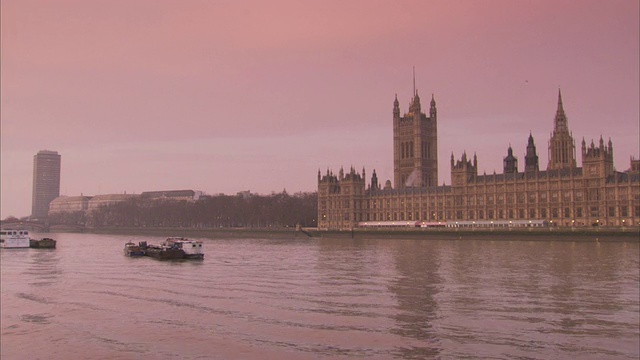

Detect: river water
1,233,638,359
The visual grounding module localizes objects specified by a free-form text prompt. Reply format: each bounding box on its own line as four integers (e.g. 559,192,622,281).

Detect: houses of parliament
317,88,640,230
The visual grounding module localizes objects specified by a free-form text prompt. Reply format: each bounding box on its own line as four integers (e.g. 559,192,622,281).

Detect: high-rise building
31,150,61,219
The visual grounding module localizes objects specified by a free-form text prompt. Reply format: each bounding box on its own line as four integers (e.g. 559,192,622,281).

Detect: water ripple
1,234,638,359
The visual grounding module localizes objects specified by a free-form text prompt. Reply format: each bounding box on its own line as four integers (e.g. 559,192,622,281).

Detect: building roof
50,196,93,203
140,190,196,198
472,168,584,183
370,185,452,196
90,194,139,201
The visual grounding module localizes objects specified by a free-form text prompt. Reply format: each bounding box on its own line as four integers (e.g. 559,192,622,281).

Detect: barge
30,237,57,249
125,239,205,260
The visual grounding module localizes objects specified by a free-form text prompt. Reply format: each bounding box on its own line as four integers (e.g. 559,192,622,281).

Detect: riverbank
76,227,306,240
53,226,640,242
305,227,640,241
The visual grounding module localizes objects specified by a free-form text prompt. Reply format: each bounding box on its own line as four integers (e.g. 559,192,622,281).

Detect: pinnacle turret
504,145,518,174
548,89,576,170
553,88,568,134
525,132,539,173
557,88,564,113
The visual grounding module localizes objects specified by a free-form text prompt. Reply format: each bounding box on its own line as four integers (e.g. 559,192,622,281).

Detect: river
1,233,638,359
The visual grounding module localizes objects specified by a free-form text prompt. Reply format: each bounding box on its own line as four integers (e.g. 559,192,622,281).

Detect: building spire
553,88,568,134
548,89,576,170
413,66,416,96
525,132,539,173
557,88,564,113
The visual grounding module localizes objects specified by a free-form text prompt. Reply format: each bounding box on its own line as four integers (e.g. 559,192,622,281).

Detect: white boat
163,237,204,259
0,229,31,248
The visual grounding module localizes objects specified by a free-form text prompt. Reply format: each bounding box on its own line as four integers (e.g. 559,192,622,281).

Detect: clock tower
393,72,438,188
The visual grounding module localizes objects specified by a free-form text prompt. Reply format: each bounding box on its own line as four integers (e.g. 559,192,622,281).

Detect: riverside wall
51,226,640,242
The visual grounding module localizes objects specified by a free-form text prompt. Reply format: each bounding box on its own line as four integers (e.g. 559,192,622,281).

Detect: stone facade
393,91,438,188
318,90,640,230
49,196,92,214
140,190,202,202
87,194,140,211
48,190,203,216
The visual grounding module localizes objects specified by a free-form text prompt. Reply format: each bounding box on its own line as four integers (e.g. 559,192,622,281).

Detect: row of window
357,188,638,208
399,141,433,160
322,198,637,212
322,205,640,223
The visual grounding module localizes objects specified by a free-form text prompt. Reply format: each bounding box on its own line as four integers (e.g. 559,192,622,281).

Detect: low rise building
87,194,139,211
49,196,92,214
140,190,202,202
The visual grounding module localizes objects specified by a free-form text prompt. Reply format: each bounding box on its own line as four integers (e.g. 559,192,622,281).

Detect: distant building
31,150,61,219
236,190,252,199
140,190,202,202
393,90,438,188
630,157,640,173
87,194,139,211
318,89,640,229
49,190,203,215
49,196,92,214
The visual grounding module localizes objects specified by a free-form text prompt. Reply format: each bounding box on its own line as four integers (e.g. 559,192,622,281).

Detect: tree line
45,191,317,228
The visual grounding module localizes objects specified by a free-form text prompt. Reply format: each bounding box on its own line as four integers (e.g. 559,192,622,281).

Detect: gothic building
548,91,577,170
317,89,640,230
393,90,438,188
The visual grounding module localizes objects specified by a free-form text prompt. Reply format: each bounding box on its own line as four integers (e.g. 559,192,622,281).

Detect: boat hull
1,229,31,248
30,238,57,249
144,247,186,260
124,249,145,257
164,237,204,260
124,242,145,257
1,240,30,248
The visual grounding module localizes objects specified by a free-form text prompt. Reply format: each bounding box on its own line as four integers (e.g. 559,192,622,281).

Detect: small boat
0,229,31,248
124,241,145,257
164,237,204,259
30,237,57,249
143,245,186,260
137,241,185,260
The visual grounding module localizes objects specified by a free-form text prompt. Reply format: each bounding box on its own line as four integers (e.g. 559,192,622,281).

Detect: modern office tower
31,150,61,219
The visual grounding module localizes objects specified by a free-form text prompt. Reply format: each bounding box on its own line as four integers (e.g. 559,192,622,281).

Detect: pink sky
1,0,638,218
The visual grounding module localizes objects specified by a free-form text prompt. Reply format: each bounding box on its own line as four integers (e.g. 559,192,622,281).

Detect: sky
1,0,638,219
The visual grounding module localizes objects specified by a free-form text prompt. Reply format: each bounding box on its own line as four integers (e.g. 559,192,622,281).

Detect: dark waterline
2,233,638,359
